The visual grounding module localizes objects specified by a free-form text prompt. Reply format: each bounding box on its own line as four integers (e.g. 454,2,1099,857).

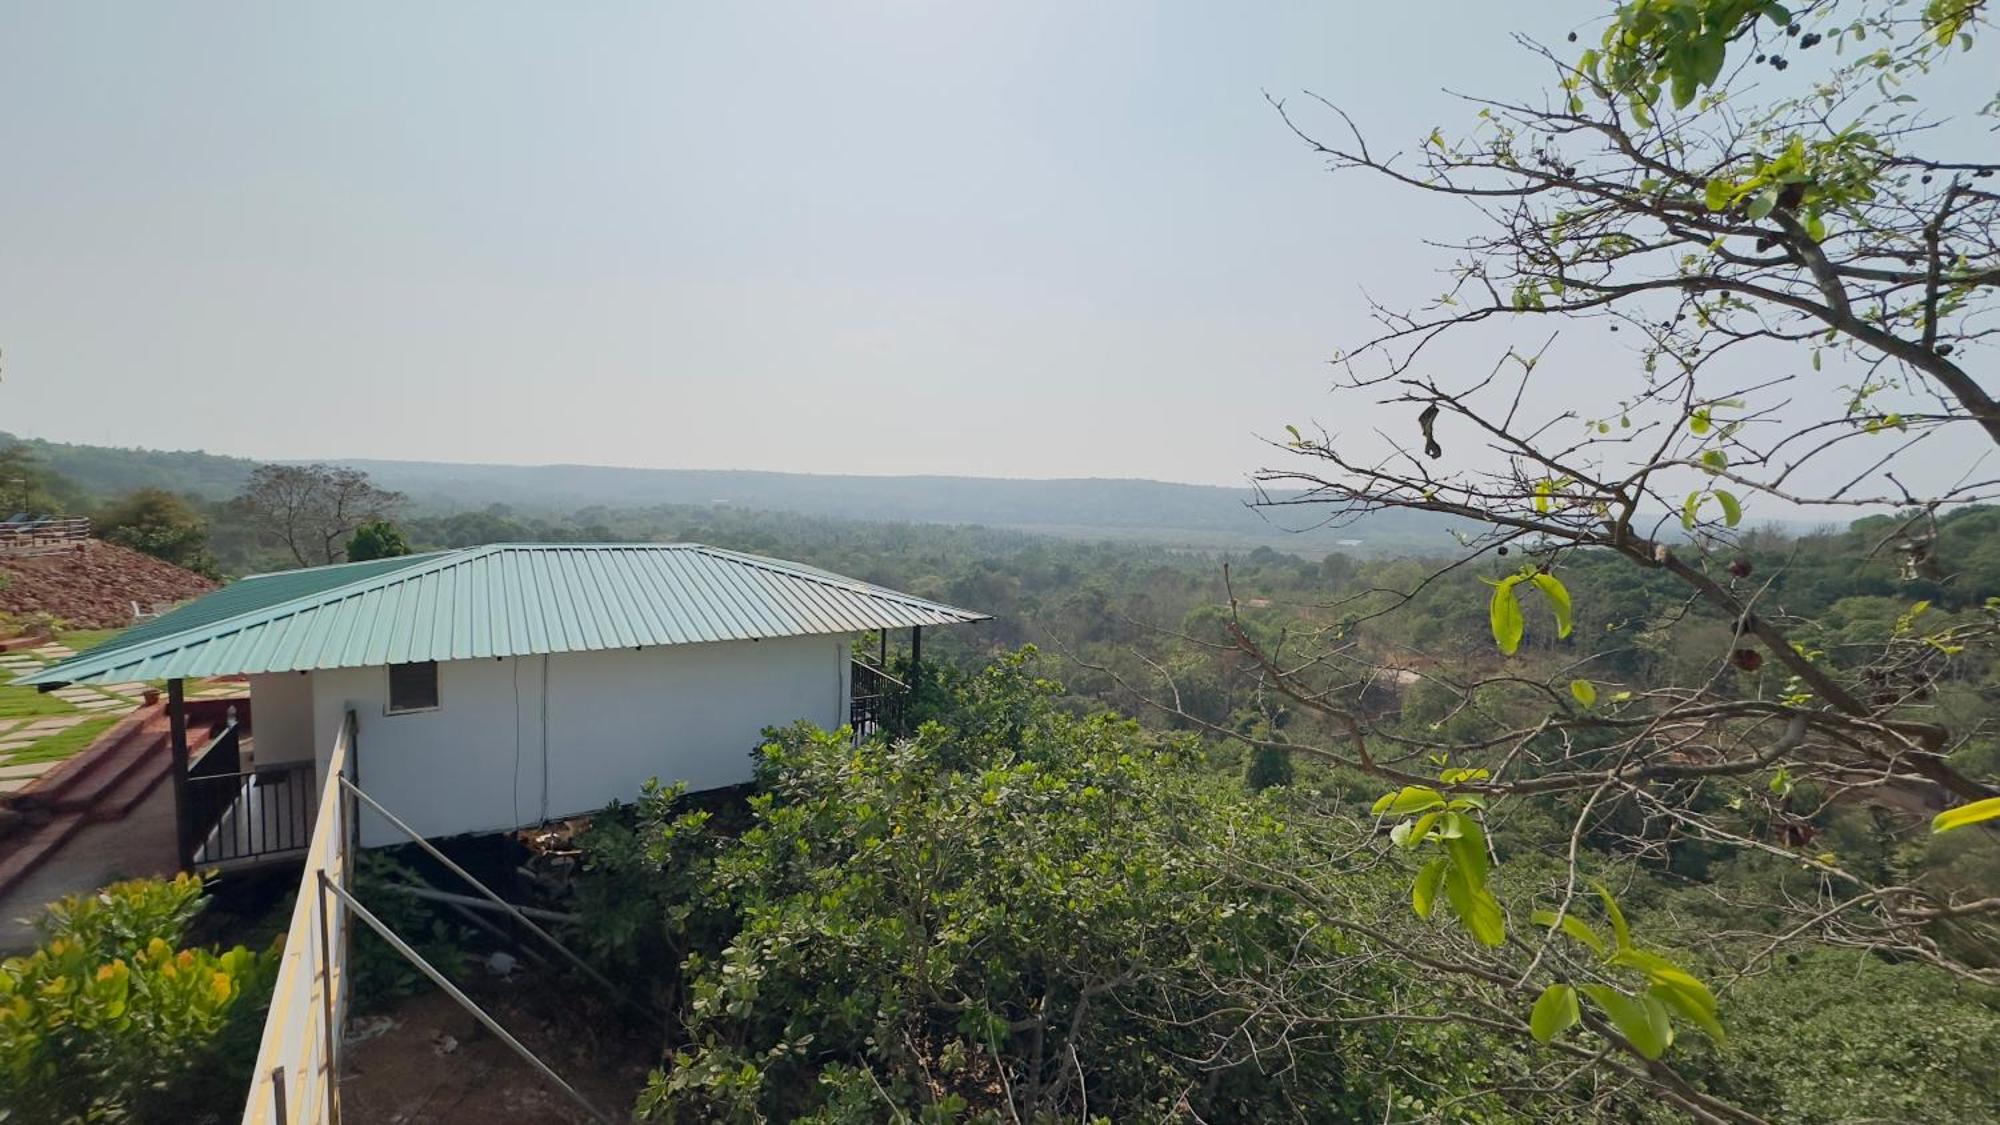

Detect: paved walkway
0,642,147,795
0,779,178,951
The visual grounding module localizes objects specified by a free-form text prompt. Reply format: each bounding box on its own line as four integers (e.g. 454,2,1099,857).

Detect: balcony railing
187,720,316,866
851,658,909,742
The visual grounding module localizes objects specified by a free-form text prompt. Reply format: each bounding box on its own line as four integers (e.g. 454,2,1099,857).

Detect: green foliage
95,488,219,577
1485,568,1572,655
347,852,471,1009
608,654,1406,1122
0,874,276,1124
344,519,413,562
1683,949,2000,1123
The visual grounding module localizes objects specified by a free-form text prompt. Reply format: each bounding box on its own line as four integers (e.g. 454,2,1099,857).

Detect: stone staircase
0,699,236,899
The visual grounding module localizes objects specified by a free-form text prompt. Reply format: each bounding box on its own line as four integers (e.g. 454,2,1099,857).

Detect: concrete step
0,811,86,898
38,720,171,815
90,752,170,823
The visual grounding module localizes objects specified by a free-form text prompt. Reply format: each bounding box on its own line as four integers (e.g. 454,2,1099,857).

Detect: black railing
851,658,909,742
186,723,316,866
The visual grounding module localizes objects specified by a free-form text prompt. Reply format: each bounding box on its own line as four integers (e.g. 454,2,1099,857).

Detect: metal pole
167,679,192,869
319,878,612,1125
270,1067,288,1125
336,775,662,1028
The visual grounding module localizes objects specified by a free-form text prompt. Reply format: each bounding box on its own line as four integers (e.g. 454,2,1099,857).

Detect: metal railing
237,710,622,1125
241,710,356,1125
851,657,909,742
0,515,89,556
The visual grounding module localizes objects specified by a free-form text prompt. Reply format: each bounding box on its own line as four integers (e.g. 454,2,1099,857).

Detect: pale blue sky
0,3,1986,499
0,2,1594,485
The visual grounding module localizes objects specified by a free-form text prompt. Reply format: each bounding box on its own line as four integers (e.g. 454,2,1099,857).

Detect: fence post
316,870,339,1125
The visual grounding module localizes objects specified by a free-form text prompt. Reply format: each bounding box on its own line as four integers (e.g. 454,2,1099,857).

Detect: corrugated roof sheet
23,544,987,685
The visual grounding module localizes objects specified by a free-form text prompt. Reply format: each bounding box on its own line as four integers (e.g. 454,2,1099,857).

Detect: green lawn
0,681,77,719
0,627,132,767
57,629,126,653
4,716,119,765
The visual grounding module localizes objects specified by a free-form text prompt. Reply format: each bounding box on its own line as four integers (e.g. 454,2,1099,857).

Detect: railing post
168,679,192,869
316,871,340,1125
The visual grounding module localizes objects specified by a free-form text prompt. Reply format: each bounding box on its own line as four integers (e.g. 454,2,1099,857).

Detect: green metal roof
23,544,987,685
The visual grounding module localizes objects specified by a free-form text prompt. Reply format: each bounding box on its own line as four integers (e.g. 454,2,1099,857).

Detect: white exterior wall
305,635,851,847
246,673,316,766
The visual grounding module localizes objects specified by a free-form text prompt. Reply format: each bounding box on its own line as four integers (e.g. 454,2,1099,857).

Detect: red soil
0,540,217,629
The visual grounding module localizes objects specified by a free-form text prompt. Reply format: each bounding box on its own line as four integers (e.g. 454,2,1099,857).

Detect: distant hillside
1,434,1467,554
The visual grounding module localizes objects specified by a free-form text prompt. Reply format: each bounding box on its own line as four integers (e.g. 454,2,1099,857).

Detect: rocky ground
0,540,217,629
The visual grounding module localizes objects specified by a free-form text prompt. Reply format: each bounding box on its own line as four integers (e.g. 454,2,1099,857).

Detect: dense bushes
0,874,276,1124
580,654,1429,1121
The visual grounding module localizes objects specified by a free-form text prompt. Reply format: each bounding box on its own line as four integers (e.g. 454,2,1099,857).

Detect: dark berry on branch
1568,31,1578,42
1729,558,1753,578
1756,54,1767,63
1786,23,1800,35
1937,343,1954,356
1771,56,1788,70
1732,649,1764,672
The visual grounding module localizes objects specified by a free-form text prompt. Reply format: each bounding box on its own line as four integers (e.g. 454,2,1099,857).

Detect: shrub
0,873,276,1124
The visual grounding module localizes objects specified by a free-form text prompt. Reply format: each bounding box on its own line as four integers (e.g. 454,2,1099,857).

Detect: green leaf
1570,679,1597,708
1747,185,1781,221
1593,882,1633,951
1531,908,1609,957
1489,578,1526,655
1373,786,1447,817
1932,797,2000,834
1650,980,1725,1044
1444,816,1490,887
1412,857,1446,919
1530,983,1581,1043
1700,449,1728,473
1443,860,1506,947
1394,811,1442,849
1703,178,1732,212
1715,490,1742,527
1582,986,1673,1059
1682,491,1702,530
1530,572,1573,639
1689,408,1711,435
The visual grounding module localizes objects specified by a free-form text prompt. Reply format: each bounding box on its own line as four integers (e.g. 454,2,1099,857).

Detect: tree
1116,1,2000,1115
95,488,218,577
238,464,403,568
0,442,82,517
344,519,412,562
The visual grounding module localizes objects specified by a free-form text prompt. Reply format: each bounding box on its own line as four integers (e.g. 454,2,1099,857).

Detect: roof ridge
235,548,457,583
690,545,979,616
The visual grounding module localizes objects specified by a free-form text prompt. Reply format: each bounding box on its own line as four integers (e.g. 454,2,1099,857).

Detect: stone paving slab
20,717,85,733
0,778,32,794
0,761,50,779
30,646,74,658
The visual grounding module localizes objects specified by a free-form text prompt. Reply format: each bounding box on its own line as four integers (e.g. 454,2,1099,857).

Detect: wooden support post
909,626,922,692
168,678,192,869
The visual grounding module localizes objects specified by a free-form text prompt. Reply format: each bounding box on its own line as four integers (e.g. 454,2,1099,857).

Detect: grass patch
0,681,78,719
2,716,118,765
57,629,125,653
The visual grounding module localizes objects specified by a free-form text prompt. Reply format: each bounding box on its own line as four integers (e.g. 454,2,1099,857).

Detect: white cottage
22,543,985,858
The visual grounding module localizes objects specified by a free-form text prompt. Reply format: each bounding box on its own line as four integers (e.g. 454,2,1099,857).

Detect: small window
386,661,439,714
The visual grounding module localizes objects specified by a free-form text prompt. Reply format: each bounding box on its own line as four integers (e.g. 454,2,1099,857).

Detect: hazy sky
0,3,1985,496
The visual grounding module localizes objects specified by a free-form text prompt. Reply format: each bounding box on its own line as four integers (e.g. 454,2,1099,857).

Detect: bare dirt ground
339,977,656,1124
0,539,216,628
